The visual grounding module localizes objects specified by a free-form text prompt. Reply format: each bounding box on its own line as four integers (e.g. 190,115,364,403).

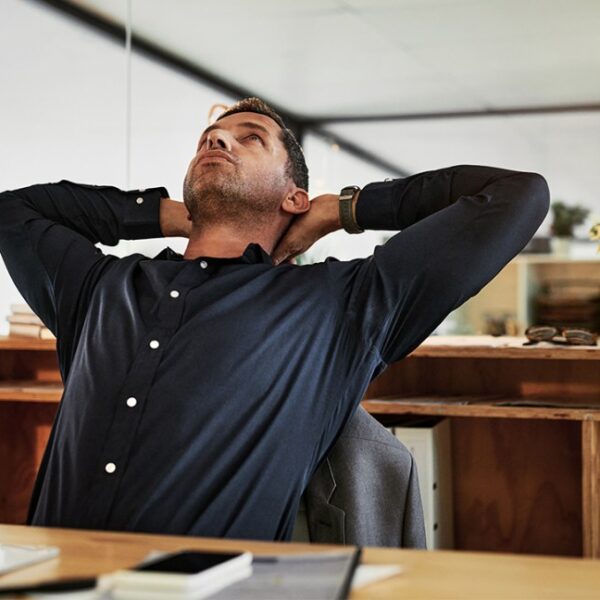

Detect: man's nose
206,130,231,151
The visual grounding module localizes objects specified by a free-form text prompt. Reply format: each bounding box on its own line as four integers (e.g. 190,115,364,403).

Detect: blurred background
2,0,600,336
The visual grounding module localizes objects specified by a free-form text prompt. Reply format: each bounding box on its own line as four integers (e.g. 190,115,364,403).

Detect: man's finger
273,241,304,266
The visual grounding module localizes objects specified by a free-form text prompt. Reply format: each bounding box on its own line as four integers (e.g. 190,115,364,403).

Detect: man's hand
271,194,341,265
160,198,192,238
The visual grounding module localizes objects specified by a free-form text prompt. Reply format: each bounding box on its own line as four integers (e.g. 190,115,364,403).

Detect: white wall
1,0,127,333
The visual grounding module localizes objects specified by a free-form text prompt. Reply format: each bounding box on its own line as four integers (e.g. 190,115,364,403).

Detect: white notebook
0,544,60,575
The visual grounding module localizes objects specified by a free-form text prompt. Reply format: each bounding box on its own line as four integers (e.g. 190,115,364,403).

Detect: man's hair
217,97,309,192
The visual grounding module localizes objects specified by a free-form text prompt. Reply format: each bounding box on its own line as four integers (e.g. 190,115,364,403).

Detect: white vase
550,237,571,257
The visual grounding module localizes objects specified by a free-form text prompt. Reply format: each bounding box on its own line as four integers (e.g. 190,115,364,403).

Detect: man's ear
281,187,310,216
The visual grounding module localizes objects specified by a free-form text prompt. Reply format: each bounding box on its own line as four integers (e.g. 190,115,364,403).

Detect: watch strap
339,186,363,234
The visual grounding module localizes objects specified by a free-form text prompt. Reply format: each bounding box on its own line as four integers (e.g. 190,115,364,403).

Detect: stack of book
7,304,55,339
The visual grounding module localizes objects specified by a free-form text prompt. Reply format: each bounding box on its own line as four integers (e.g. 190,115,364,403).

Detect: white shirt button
136,197,144,204
105,462,116,474
169,290,180,298
200,260,208,269
149,340,160,349
126,396,137,407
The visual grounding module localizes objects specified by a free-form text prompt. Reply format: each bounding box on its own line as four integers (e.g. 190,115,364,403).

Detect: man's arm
273,165,550,364
0,181,184,344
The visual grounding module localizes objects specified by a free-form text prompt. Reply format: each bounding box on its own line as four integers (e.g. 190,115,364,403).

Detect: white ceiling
70,0,600,117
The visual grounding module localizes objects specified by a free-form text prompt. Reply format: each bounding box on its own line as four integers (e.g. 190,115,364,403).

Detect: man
0,97,549,542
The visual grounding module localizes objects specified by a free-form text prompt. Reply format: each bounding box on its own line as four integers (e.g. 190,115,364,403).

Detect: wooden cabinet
1,335,599,558
0,337,60,525
364,336,600,558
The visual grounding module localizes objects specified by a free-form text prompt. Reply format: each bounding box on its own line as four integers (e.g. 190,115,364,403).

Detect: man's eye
245,134,262,143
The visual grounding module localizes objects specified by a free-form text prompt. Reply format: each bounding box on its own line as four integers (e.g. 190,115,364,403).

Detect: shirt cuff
122,186,168,239
355,178,409,231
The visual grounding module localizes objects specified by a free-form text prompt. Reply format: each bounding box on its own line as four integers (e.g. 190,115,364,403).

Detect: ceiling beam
29,0,409,178
306,103,600,125
309,129,409,177
31,0,303,130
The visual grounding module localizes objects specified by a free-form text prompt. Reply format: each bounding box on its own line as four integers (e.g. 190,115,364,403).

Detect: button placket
156,263,205,328
91,264,210,524
86,330,168,526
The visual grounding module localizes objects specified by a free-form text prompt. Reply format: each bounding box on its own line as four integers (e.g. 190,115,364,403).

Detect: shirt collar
153,243,274,266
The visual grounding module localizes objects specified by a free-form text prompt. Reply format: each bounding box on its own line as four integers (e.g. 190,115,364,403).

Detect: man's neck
183,223,275,260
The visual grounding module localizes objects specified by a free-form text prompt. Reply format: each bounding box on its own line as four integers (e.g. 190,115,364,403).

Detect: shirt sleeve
0,180,167,360
341,165,550,366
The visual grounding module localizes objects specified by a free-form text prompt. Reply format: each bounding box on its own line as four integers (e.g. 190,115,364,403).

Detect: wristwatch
339,185,363,234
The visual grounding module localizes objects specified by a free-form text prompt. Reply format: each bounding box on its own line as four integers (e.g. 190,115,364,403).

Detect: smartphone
112,549,253,599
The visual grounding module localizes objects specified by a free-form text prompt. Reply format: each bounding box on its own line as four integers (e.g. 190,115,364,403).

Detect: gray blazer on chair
293,406,426,549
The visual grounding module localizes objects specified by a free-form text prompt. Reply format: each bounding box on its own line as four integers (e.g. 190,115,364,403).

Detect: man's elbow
519,172,550,223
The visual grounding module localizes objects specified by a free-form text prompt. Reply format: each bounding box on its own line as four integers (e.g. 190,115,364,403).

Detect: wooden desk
1,525,599,599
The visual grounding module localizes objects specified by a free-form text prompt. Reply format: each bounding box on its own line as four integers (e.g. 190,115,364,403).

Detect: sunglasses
523,325,598,346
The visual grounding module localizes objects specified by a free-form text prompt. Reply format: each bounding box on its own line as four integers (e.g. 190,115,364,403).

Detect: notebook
0,544,60,575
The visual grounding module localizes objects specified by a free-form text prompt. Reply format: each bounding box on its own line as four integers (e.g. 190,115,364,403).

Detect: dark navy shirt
0,166,549,541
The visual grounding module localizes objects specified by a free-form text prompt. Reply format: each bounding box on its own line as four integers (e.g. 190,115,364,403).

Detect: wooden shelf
363,395,600,421
0,380,62,403
0,336,56,351
410,336,600,360
514,255,600,264
2,333,597,360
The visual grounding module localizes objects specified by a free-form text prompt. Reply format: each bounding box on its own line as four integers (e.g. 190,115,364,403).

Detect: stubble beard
183,168,282,229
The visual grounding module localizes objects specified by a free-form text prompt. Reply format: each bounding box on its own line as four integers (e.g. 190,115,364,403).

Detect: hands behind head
271,194,341,266
160,197,193,238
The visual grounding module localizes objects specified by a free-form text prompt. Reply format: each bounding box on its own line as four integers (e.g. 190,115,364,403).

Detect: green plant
550,201,589,238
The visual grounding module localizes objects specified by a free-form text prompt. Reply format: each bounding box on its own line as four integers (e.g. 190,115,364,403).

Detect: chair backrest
289,406,426,548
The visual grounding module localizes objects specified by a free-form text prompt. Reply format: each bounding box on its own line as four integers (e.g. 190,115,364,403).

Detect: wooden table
1,525,600,599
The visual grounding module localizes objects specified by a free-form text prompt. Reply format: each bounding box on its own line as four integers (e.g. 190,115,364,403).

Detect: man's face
183,111,292,226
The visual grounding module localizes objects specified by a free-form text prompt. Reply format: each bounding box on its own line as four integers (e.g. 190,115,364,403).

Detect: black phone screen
135,551,243,575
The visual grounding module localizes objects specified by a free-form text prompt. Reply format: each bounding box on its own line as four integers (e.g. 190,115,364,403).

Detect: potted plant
550,201,589,256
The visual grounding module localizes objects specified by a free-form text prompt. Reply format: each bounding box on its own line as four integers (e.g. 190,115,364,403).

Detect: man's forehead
201,111,282,137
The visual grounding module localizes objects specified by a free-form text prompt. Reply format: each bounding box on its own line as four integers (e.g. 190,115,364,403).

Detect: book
210,548,362,600
9,323,42,337
40,328,56,340
9,323,55,340
7,314,44,325
9,303,35,315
